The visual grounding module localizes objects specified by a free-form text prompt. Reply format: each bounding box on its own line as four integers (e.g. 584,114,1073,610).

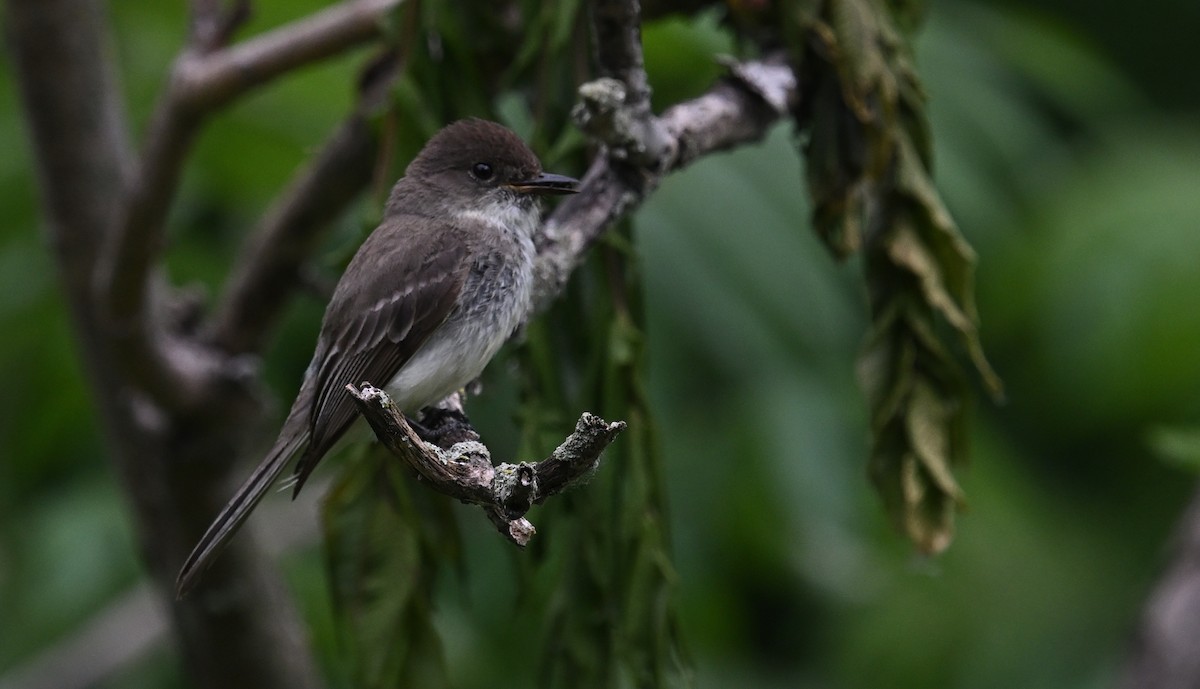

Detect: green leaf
506,0,585,83
521,229,691,689
1149,426,1200,473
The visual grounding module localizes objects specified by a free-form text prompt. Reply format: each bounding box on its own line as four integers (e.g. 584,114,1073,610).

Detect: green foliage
642,10,734,111
520,226,691,689
1149,427,1200,473
377,0,589,173
322,446,453,689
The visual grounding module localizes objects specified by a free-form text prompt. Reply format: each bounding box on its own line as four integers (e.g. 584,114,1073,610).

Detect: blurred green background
2,0,1198,687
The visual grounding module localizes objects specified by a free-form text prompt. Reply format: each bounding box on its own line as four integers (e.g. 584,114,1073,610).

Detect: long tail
176,375,317,599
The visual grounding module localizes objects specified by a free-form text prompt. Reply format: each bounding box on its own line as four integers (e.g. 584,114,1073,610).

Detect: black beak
508,172,580,196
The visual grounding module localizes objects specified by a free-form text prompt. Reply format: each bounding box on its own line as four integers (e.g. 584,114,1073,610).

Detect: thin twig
174,0,403,110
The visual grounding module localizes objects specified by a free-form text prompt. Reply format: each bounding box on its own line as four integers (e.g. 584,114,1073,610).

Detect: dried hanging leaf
858,295,970,551
786,0,1001,552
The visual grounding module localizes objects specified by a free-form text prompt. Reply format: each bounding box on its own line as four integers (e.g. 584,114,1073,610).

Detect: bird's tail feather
175,429,308,599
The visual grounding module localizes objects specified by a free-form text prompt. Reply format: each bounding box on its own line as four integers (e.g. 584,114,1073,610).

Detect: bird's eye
471,162,494,181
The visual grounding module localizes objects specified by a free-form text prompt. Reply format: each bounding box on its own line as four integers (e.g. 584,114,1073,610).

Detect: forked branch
93,0,404,412
347,383,626,546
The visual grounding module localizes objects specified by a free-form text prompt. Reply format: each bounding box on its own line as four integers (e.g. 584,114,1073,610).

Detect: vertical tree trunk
4,1,321,687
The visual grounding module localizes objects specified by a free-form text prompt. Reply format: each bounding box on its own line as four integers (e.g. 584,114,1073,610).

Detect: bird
176,119,579,597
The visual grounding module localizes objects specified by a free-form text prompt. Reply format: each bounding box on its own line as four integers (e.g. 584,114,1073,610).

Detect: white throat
451,194,540,239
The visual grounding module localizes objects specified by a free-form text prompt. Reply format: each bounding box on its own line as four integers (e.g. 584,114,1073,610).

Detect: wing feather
289,216,470,494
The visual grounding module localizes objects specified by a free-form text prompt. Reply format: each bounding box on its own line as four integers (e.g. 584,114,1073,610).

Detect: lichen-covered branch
347,384,626,546
533,53,795,312
582,0,670,165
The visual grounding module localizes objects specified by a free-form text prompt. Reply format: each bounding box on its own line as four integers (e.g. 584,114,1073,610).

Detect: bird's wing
290,215,470,494
176,217,468,597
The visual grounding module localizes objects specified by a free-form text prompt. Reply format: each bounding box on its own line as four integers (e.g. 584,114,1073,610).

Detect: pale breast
384,201,537,411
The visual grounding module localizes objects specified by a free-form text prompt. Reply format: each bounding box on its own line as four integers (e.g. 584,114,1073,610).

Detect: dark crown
407,119,542,181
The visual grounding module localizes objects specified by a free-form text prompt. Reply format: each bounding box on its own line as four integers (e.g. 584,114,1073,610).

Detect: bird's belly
383,297,521,412
386,211,534,412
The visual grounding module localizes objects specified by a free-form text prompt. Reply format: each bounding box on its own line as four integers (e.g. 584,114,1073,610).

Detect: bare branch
348,384,625,547
4,0,132,264
6,1,323,687
173,0,404,111
591,0,650,99
1119,488,1200,689
534,53,796,312
92,0,403,411
189,0,251,52
207,116,374,354
208,51,402,355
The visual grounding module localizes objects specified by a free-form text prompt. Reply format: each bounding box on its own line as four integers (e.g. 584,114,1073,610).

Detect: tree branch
12,0,798,679
348,384,626,546
208,51,402,355
189,0,251,53
5,1,323,688
533,52,796,312
94,0,404,412
3,0,133,263
584,0,670,165
1119,487,1200,689
173,0,403,111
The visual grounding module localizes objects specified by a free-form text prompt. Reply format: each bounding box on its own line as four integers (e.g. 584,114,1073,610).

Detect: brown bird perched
176,119,579,597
